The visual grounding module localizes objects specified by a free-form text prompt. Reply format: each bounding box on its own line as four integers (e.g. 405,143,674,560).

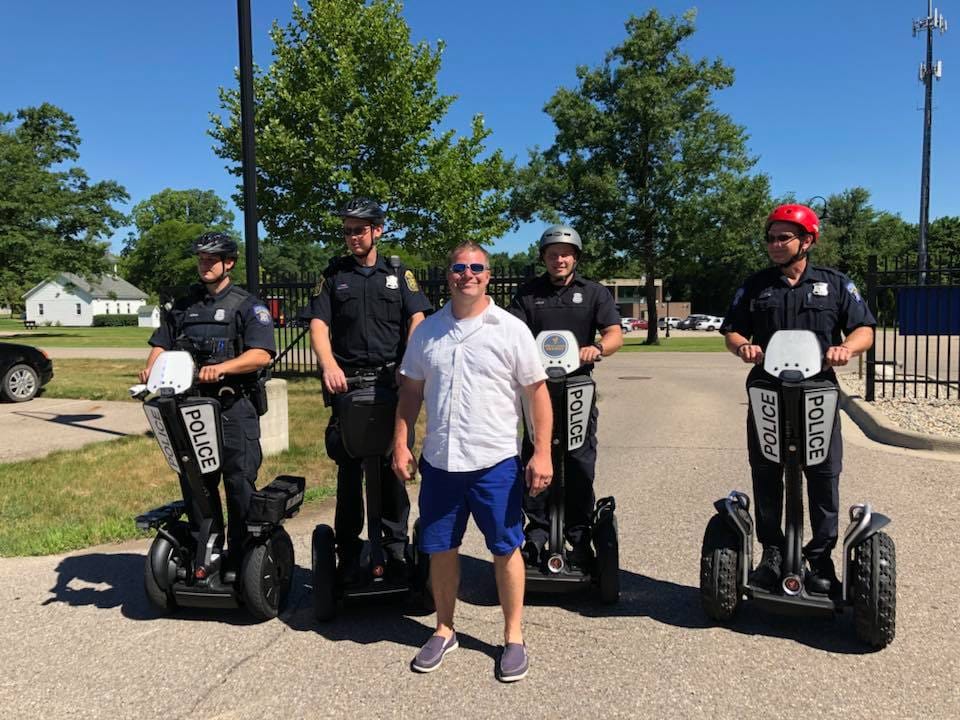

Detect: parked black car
677,314,709,330
0,342,54,402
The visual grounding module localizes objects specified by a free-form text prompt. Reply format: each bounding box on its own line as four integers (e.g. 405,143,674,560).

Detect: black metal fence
264,265,538,377
865,254,960,400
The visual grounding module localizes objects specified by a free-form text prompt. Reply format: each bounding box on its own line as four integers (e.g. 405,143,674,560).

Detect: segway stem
363,455,386,573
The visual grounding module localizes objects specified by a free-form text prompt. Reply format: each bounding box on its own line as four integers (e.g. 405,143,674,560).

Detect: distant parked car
620,317,638,332
658,316,681,330
695,316,723,331
631,319,648,330
0,342,53,402
677,314,709,330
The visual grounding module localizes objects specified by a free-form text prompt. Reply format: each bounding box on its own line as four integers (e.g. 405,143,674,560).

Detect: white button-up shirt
400,298,547,472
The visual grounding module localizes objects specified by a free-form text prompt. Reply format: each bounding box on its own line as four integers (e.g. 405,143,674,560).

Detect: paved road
1,353,958,719
0,397,150,463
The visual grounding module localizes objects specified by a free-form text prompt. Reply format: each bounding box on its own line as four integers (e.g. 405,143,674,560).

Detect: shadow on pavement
42,551,265,626
280,564,499,660
527,566,875,654
13,411,135,438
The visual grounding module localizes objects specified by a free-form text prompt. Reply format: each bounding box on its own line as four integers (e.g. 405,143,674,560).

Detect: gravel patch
838,374,960,440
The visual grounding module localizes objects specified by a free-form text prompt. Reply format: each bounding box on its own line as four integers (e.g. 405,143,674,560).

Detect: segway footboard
136,500,187,531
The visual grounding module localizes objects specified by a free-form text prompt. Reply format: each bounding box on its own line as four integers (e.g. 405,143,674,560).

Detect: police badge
214,308,226,321
386,275,399,290
572,292,583,304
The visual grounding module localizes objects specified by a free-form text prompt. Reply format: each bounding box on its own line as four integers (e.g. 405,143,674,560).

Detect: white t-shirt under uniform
400,298,547,473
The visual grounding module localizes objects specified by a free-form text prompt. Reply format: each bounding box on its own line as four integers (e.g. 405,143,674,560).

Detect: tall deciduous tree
0,104,128,309
210,0,514,267
120,189,239,296
512,10,763,341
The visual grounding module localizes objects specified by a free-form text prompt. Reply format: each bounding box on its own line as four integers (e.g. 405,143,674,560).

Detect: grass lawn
621,335,726,352
0,319,153,348
0,363,345,556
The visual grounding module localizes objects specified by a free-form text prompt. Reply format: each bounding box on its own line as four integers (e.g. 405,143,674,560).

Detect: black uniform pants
325,408,410,559
179,396,262,554
522,403,599,550
746,405,842,564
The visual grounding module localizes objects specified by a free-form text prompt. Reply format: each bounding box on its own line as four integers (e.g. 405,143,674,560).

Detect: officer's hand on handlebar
198,364,227,383
392,443,416,483
737,344,764,365
824,344,853,367
579,346,602,365
525,451,553,497
322,364,348,394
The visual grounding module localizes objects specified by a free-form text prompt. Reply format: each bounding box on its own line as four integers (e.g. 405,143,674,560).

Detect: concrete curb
839,388,960,454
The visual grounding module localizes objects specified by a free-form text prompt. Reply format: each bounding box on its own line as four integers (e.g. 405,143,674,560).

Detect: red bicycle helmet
766,204,820,242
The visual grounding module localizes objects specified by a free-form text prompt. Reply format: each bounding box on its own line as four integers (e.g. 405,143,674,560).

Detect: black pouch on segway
248,475,306,524
336,386,398,459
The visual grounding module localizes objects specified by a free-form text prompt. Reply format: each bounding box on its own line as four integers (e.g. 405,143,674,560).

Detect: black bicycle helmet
338,197,386,224
191,232,239,258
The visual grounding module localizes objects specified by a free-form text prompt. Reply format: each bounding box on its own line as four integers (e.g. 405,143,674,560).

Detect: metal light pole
913,1,948,282
665,292,671,338
237,0,259,295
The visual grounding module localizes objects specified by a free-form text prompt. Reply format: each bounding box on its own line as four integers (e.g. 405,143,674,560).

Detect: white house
138,304,161,328
22,272,149,327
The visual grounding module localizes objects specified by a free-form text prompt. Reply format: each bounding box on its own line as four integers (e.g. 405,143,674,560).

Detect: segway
700,330,896,648
131,351,303,621
311,370,429,621
524,330,620,604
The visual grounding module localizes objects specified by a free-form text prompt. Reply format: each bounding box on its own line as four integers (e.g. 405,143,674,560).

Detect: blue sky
2,1,956,256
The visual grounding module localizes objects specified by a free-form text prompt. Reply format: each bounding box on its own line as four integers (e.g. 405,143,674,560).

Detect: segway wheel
312,524,338,622
700,514,741,621
144,535,179,613
852,531,896,648
242,528,295,621
411,519,434,614
594,512,620,605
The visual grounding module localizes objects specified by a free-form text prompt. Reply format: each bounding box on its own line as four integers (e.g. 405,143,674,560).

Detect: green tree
120,188,237,292
210,0,514,268
129,188,234,235
928,216,960,261
0,104,128,309
511,10,762,342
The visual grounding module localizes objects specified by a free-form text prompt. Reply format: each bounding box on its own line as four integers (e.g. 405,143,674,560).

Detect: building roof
23,272,148,301
138,304,158,316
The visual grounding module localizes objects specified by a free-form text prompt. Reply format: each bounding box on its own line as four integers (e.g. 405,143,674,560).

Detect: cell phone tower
913,1,948,280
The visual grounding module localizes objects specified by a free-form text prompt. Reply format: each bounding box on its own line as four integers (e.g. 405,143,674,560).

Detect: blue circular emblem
542,333,568,357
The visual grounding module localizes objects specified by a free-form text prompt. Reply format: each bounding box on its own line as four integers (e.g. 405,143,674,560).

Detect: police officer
508,225,623,568
138,232,276,561
307,198,432,579
720,204,876,595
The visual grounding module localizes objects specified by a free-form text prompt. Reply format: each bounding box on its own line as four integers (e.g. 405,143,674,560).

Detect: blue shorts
418,456,524,556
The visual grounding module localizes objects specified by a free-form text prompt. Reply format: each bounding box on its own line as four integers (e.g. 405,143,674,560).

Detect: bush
92,314,139,327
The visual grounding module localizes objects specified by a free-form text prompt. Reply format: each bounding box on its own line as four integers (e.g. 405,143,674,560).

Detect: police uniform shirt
307,254,432,368
509,272,620,370
720,264,876,359
149,283,277,381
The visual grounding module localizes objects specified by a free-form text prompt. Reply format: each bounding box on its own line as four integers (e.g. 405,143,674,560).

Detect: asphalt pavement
1,352,958,719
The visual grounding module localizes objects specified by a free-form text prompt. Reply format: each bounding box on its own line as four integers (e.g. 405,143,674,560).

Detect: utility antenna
913,1,948,281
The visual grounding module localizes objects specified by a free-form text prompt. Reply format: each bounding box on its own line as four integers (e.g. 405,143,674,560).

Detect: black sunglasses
449,262,489,274
342,225,371,237
765,232,802,244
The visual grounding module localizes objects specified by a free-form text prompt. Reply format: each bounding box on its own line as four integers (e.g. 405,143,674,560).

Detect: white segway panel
566,380,595,451
748,386,781,463
763,330,823,379
535,331,579,374
147,351,196,394
143,404,181,473
803,387,838,466
179,402,222,474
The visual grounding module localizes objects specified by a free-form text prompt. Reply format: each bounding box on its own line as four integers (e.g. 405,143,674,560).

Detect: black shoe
805,557,838,595
568,543,595,571
749,545,782,591
521,540,542,568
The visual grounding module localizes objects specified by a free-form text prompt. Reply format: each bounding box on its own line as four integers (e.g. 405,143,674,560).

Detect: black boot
805,556,838,595
749,545,782,591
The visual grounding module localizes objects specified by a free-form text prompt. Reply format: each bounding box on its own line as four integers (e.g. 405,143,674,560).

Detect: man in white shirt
392,242,553,682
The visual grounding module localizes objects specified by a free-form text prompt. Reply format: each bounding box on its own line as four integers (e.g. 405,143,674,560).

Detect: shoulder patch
404,270,420,292
731,287,745,308
252,304,273,326
845,281,862,303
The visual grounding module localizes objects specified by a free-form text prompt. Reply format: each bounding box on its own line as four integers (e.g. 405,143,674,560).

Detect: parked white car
695,316,723,331
658,316,682,330
620,317,638,332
